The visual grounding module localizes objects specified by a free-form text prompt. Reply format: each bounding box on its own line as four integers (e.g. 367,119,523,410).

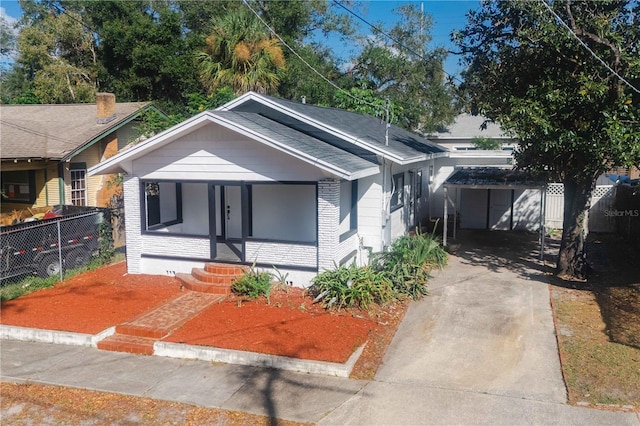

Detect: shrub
231,266,273,302
371,231,447,300
310,263,394,310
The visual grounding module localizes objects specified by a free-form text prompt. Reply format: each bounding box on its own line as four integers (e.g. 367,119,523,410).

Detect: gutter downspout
381,159,392,251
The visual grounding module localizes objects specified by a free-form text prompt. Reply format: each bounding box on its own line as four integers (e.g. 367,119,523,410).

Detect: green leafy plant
97,220,115,264
271,265,290,286
231,264,273,303
372,230,447,300
310,263,394,310
471,136,502,150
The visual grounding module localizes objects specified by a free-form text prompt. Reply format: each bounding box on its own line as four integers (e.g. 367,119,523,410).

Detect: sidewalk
2,336,637,424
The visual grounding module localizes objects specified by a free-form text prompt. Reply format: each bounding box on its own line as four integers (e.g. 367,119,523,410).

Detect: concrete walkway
2,232,639,424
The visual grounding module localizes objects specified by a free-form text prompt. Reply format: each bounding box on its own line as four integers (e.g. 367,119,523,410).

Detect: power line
1,120,75,145
242,0,383,112
331,0,464,86
538,0,640,95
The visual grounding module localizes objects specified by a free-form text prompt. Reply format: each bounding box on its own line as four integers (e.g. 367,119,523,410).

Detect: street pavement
2,231,639,425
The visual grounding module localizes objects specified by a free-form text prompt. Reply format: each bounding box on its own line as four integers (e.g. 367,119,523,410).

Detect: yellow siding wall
44,164,61,206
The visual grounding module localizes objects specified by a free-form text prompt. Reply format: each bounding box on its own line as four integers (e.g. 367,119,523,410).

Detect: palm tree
197,8,286,95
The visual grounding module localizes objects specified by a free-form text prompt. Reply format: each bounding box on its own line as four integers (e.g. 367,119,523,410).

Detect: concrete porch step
176,273,234,294
175,262,247,295
204,263,248,276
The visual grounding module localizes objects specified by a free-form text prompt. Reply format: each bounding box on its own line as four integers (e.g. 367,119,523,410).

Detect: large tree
349,4,459,133
10,1,98,103
456,0,640,280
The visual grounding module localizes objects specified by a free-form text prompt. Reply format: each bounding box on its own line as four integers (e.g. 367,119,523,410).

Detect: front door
212,184,243,262
224,186,242,239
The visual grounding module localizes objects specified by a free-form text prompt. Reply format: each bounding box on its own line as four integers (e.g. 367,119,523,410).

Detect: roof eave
448,151,513,159
62,103,158,162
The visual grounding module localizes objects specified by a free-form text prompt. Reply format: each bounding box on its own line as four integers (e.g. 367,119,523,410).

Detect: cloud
0,7,18,27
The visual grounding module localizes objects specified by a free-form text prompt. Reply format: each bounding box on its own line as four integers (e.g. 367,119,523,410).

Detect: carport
443,167,547,259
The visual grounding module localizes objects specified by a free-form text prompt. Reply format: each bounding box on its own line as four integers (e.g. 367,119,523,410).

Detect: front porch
125,177,359,286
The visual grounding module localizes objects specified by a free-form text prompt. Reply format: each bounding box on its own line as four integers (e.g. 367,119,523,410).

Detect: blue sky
0,0,479,78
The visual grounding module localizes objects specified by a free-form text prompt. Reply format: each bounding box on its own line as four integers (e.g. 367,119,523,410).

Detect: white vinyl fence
545,183,616,233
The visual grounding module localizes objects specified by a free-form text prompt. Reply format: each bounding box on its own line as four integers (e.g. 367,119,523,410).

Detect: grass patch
552,287,640,408
550,234,640,409
0,252,125,302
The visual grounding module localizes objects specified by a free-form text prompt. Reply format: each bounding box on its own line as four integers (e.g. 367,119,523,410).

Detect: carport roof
444,167,546,190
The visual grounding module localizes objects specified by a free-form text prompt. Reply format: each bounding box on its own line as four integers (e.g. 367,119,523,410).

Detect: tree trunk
556,179,593,280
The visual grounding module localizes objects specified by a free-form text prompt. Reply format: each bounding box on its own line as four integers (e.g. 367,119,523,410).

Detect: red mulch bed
0,263,408,377
165,288,375,363
0,262,182,334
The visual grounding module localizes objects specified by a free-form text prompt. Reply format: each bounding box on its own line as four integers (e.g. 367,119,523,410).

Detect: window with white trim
391,173,404,211
70,168,87,206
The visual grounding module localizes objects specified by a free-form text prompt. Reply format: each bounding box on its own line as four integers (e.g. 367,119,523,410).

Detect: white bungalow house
90,92,463,285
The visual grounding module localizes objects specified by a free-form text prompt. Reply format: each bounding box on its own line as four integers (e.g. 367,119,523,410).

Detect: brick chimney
96,92,116,124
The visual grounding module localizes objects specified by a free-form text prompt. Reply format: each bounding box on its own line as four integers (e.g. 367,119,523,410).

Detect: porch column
317,178,340,272
123,175,142,274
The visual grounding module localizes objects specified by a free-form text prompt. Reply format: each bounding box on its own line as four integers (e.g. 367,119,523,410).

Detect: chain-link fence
0,206,111,282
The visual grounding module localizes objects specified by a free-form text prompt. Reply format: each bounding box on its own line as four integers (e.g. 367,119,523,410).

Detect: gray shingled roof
445,167,546,189
1,102,150,160
212,111,378,177
226,95,447,161
428,113,508,139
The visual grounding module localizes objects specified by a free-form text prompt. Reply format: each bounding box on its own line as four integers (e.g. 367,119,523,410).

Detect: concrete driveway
319,231,592,424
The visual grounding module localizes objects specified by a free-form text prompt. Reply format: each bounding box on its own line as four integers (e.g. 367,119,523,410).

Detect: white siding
317,179,340,271
123,176,142,273
132,124,327,182
245,241,317,269
460,189,488,229
339,180,352,235
142,234,211,259
356,173,383,252
336,232,359,266
387,164,424,242
513,189,542,231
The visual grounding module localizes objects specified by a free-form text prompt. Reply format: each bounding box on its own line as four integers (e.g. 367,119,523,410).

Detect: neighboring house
427,113,516,152
430,114,621,235
90,91,456,285
426,113,527,231
1,93,162,214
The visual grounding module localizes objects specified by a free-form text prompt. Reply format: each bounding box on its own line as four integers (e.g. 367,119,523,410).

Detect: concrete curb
154,341,365,377
0,325,115,348
0,325,364,377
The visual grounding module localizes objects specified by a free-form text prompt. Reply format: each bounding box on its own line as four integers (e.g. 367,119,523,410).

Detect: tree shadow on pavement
446,229,552,284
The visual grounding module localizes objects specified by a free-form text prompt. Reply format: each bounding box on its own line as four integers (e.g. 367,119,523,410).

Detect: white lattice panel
592,185,615,199
546,183,564,196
